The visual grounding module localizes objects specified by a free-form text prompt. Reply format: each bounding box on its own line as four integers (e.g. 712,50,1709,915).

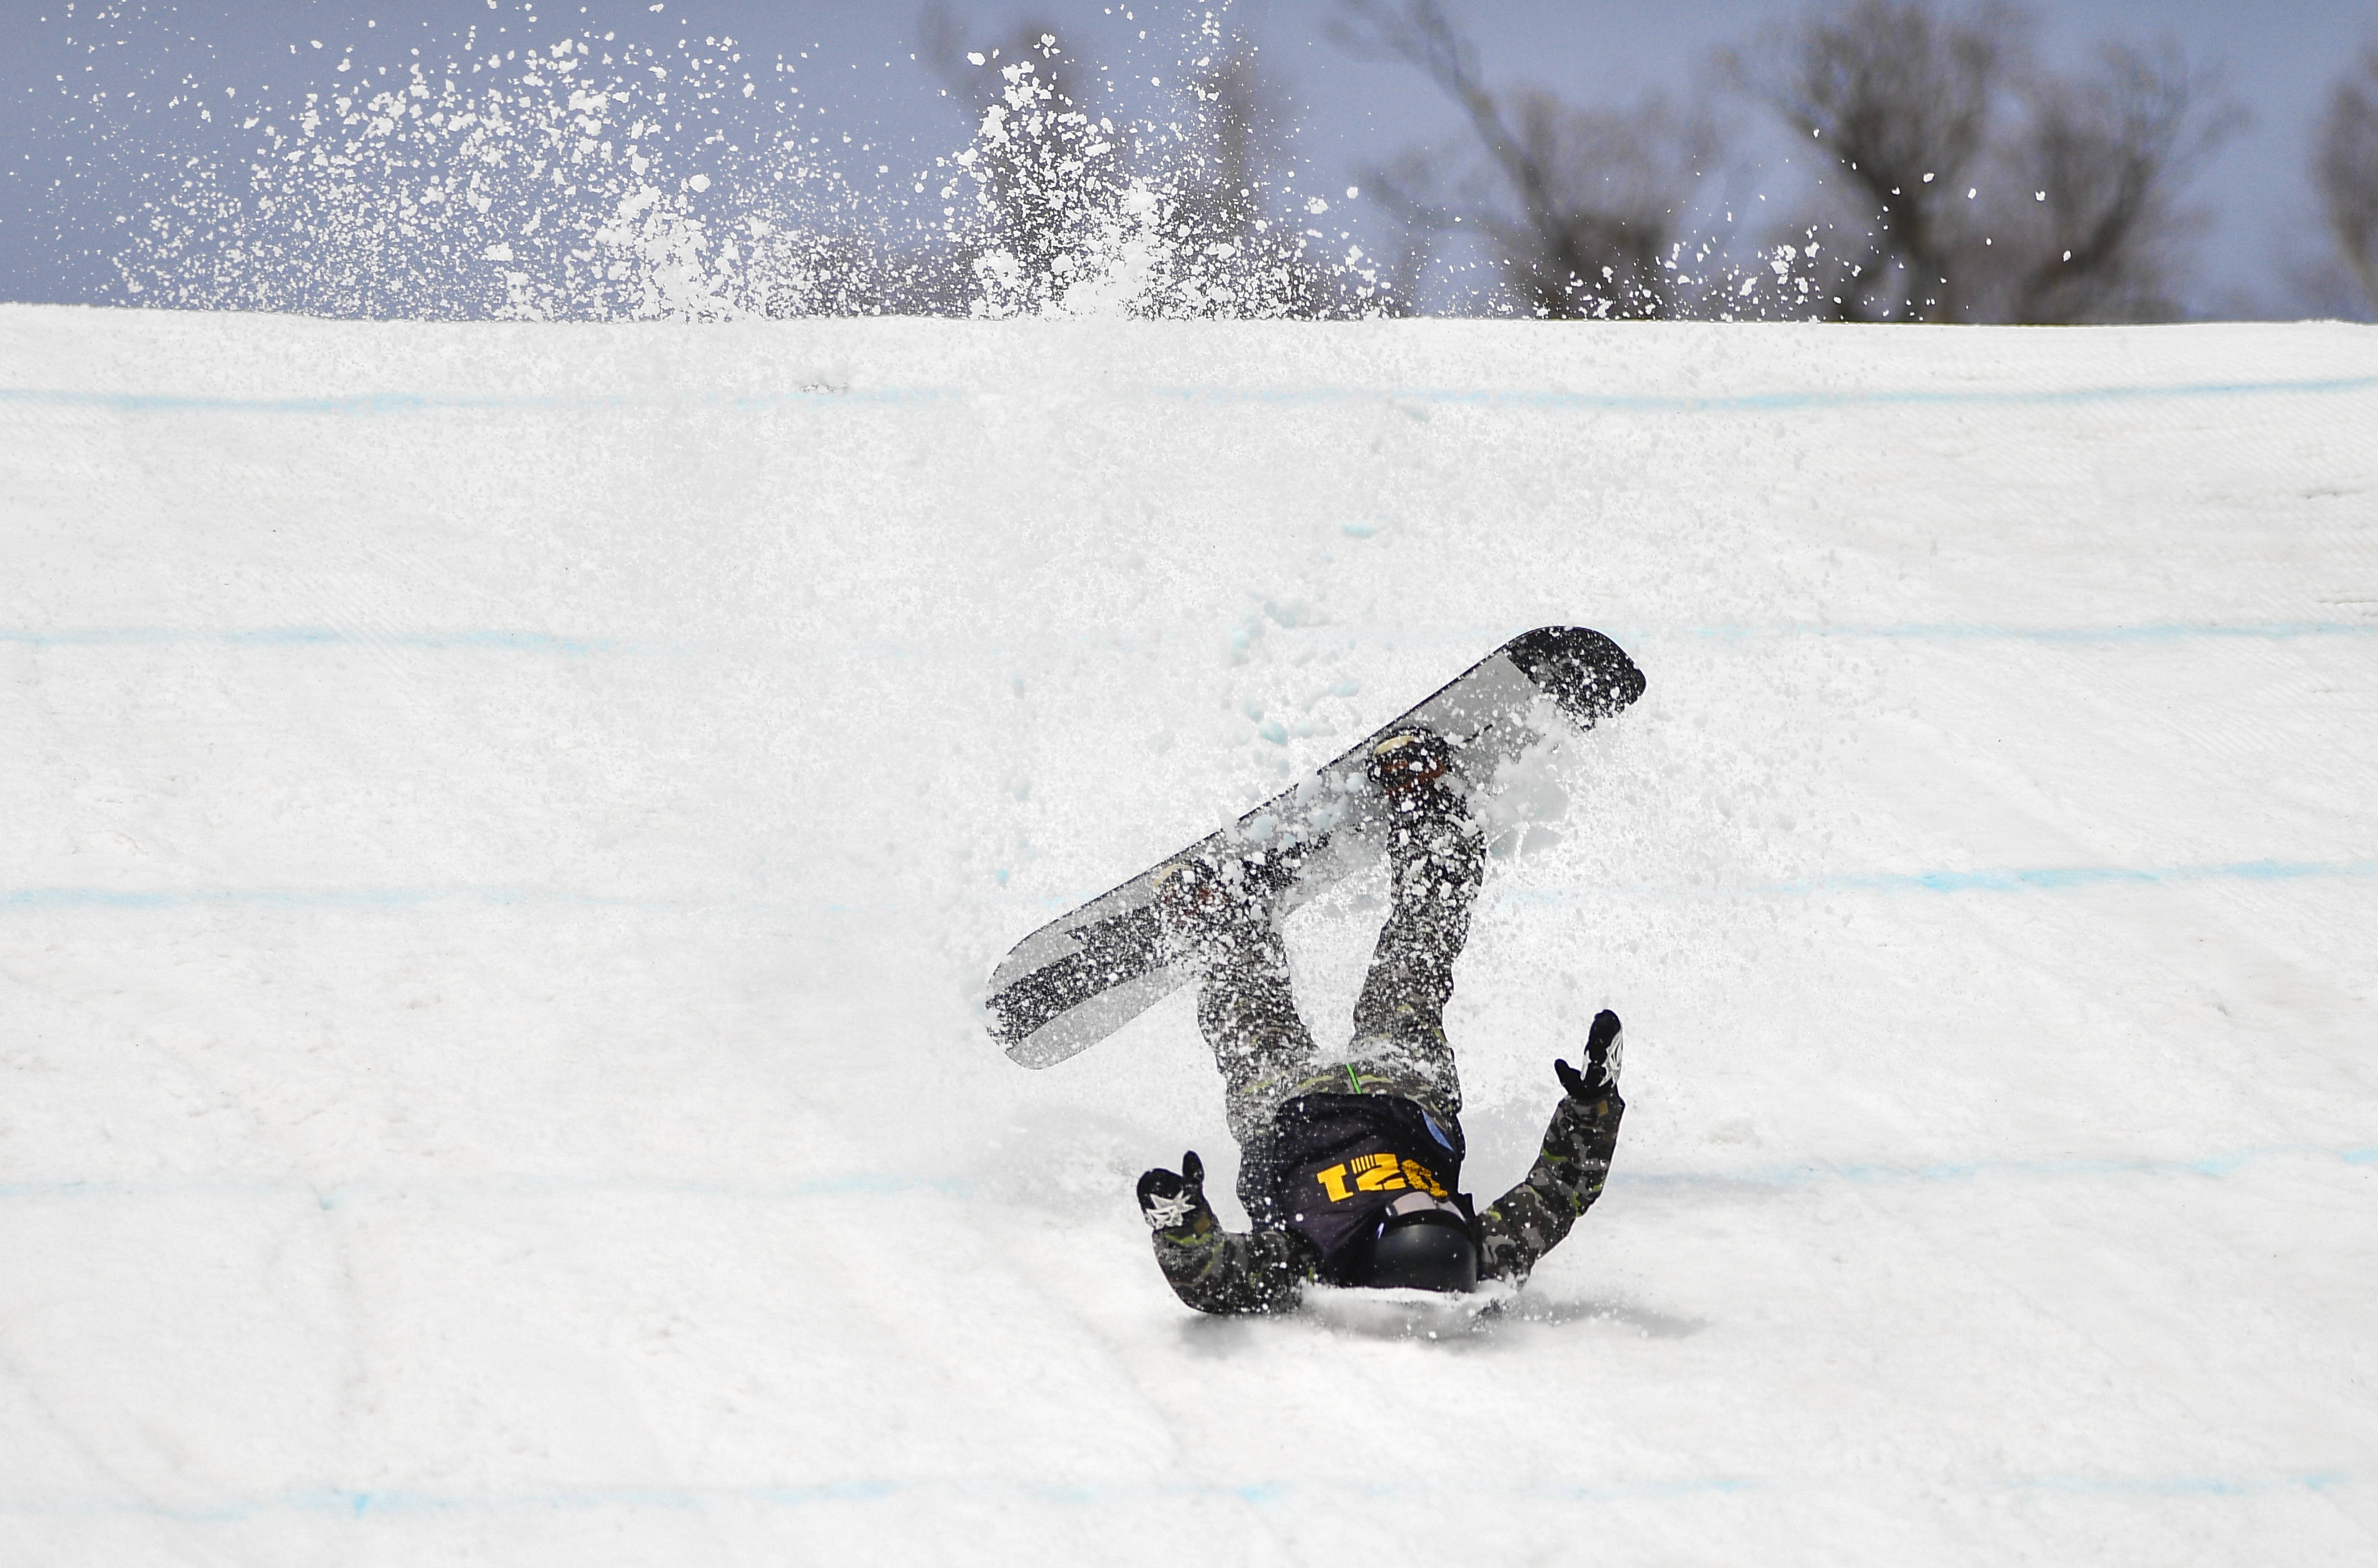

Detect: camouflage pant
1192,812,1486,1148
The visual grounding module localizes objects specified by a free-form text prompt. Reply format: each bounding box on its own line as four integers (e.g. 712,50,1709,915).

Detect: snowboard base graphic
983,628,1646,1068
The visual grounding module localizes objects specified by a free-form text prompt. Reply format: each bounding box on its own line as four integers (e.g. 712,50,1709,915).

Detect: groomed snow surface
3,309,2375,1565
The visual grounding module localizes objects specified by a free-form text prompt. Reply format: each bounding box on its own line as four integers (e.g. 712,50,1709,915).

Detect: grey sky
3,0,2369,315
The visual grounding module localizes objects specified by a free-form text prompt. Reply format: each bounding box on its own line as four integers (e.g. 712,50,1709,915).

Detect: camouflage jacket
1149,1085,1625,1314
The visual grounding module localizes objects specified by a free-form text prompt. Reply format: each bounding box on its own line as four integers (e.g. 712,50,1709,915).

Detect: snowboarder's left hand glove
1554,1009,1624,1101
1137,1151,1217,1237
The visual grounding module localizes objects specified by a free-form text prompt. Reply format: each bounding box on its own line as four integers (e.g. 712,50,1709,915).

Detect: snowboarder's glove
1554,1009,1624,1101
1138,1151,1218,1238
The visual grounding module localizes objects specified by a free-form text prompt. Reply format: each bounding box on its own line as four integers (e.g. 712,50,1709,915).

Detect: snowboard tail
984,627,1644,1068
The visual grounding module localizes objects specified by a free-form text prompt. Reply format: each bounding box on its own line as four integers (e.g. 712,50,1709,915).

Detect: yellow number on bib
1354,1152,1408,1192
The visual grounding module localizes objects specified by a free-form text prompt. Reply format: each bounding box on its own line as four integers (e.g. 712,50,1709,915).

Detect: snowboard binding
1152,858,1276,961
1367,730,1459,810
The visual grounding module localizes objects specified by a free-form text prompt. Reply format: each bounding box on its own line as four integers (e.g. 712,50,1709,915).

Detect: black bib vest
1243,1092,1479,1283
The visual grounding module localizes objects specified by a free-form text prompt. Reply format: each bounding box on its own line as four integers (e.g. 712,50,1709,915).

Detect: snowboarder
1135,728,1628,1313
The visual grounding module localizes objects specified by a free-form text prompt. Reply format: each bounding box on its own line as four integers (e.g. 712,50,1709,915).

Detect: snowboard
983,626,1646,1068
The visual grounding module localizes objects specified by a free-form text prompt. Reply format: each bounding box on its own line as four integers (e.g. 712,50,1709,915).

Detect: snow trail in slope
3,311,2375,1564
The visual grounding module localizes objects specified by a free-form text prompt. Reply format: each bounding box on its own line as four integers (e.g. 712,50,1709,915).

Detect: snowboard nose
1503,626,1648,725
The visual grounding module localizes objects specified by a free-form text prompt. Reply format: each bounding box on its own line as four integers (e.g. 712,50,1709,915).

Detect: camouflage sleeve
1477,1087,1625,1285
1150,1221,1319,1315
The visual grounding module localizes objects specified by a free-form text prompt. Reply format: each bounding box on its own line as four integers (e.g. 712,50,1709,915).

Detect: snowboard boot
1368,730,1459,815
1369,730,1476,870
1153,858,1272,965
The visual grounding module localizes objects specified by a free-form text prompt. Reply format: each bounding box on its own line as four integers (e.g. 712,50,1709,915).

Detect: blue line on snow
1998,1471,2352,1497
6,622,2371,653
4,1469,2354,1520
1150,375,2378,413
0,887,676,911
1775,858,2378,895
8,858,2373,915
1,1143,2369,1204
0,628,620,653
0,1173,976,1204
0,387,960,416
2,374,2372,417
0,1476,1775,1522
1685,621,2378,642
1468,858,2378,913
1614,1142,2378,1193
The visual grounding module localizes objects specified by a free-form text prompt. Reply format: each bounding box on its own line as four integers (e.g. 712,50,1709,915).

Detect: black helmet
1362,1210,1480,1293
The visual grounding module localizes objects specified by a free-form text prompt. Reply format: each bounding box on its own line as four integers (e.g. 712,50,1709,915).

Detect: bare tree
2315,48,2378,315
1334,0,1714,318
1993,43,2239,323
1727,0,2008,320
1733,2,2238,323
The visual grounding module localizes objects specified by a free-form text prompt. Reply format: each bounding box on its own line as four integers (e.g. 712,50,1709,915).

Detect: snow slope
3,308,2375,1565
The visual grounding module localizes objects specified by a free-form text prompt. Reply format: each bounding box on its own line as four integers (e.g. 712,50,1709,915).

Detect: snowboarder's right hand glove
1554,1009,1624,1102
1137,1151,1217,1238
